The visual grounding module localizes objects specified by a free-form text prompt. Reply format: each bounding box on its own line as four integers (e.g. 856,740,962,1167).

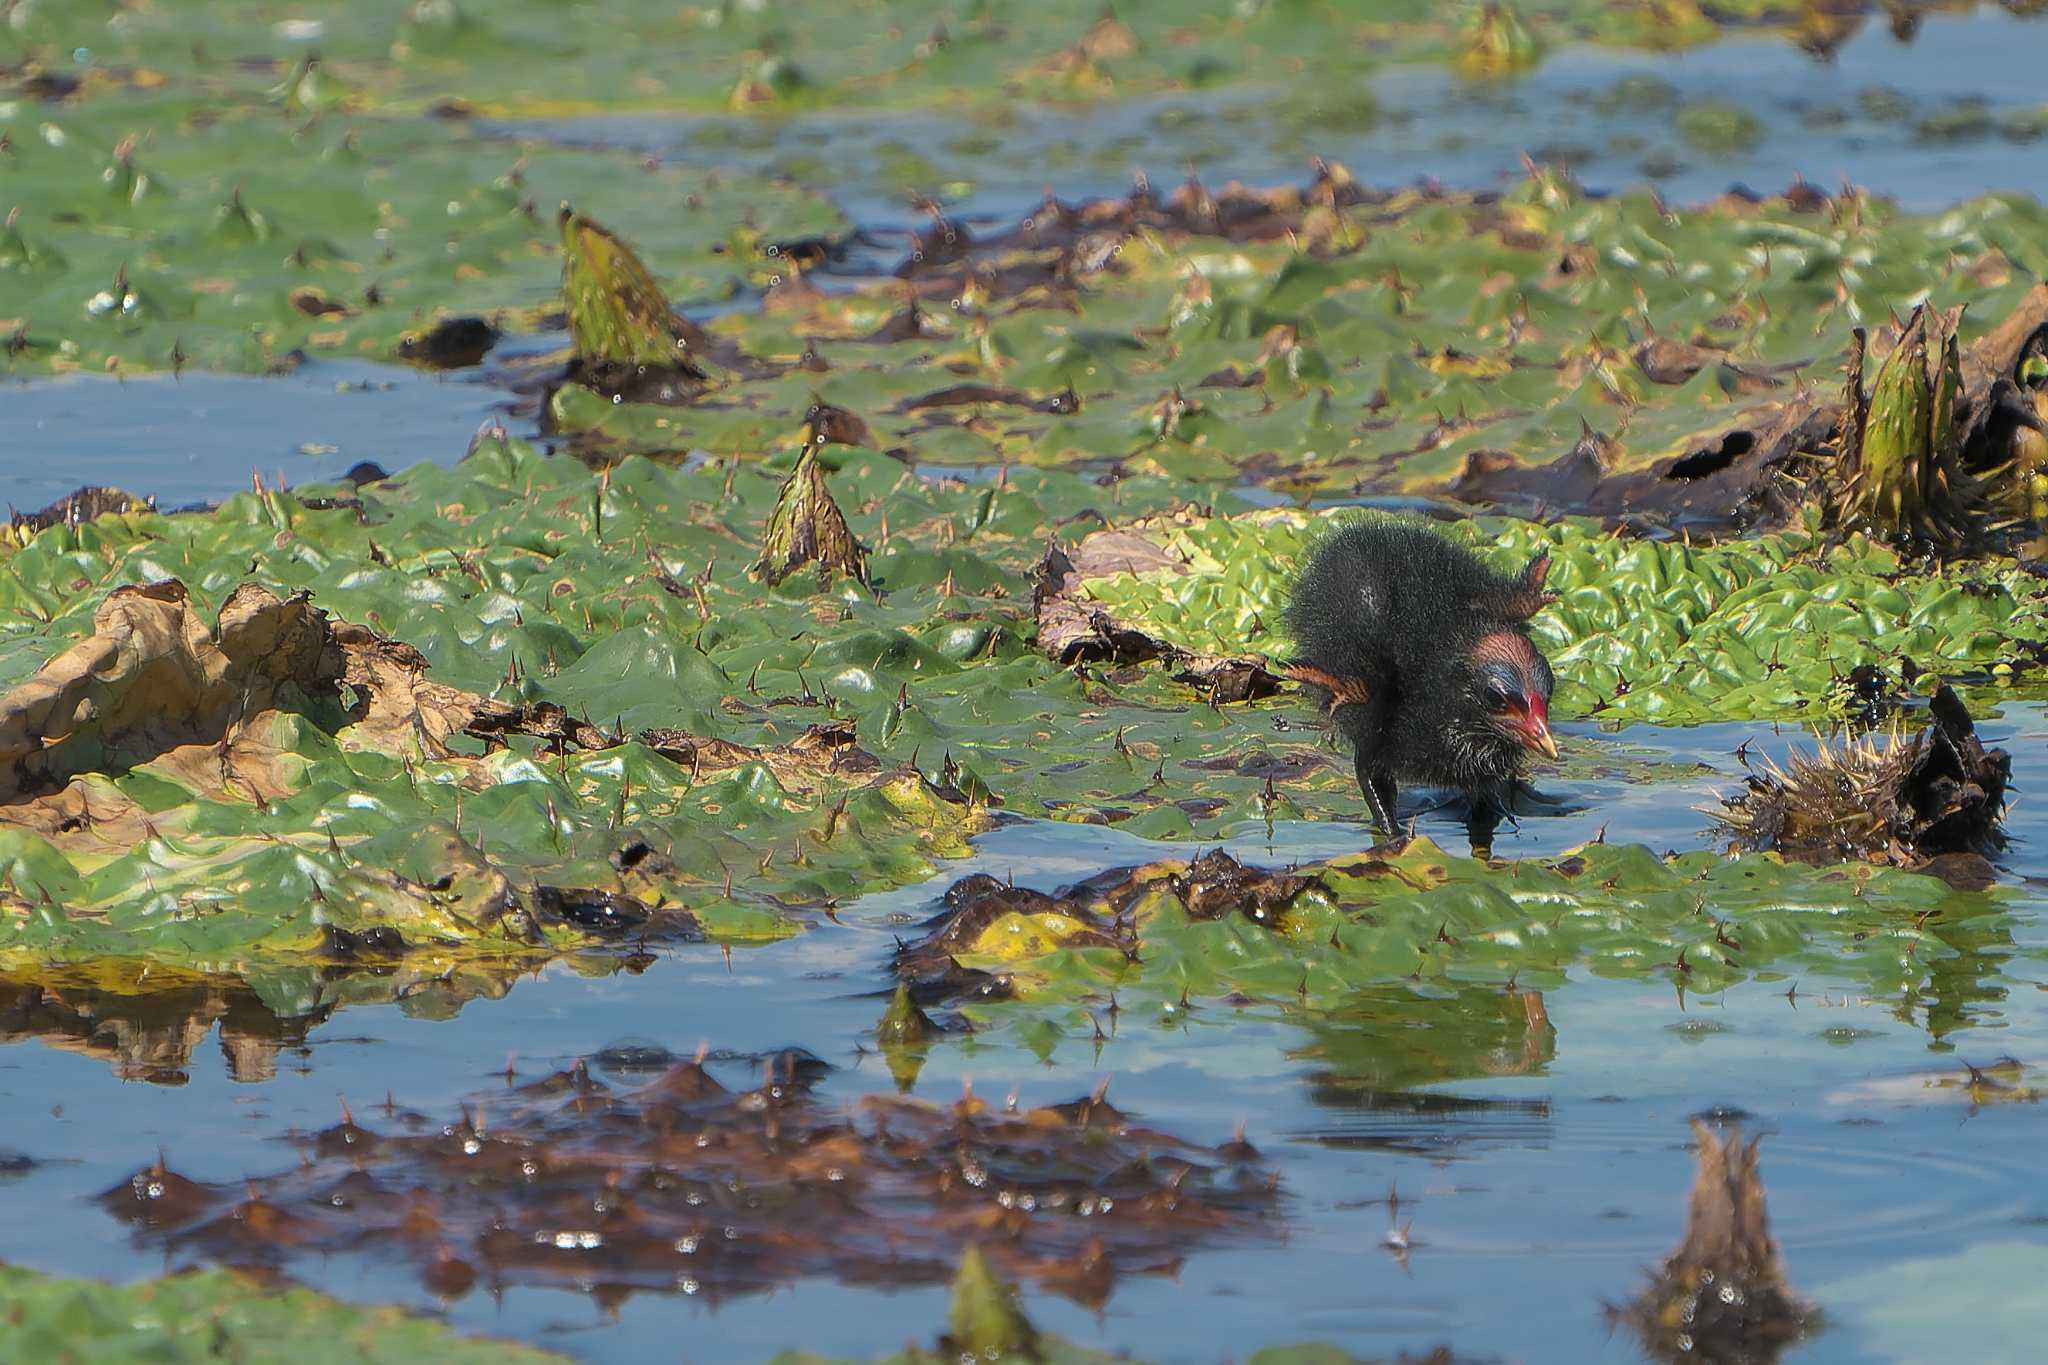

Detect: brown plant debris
1153,849,1321,927
1614,1122,1819,1365
1451,286,2048,538
1030,532,1280,691
641,718,879,792
0,580,891,850
1714,684,2008,875
7,485,153,536
101,1052,1282,1312
898,849,1320,1003
0,581,612,812
751,444,870,587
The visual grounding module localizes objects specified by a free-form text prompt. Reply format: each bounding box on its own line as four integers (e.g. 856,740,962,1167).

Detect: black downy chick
1283,518,1560,834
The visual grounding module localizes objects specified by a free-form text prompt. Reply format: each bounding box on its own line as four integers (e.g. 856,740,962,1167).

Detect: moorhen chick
1283,518,1560,835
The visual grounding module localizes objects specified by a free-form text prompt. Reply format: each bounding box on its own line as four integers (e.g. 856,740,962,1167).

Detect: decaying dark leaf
803,398,875,449
6,485,152,538
901,849,1324,1003
1030,534,1279,686
1159,850,1320,928
1612,1122,1819,1365
101,1051,1282,1311
528,886,668,938
1714,685,2008,875
397,315,500,369
895,876,1123,989
1175,656,1284,703
641,719,879,792
750,444,870,587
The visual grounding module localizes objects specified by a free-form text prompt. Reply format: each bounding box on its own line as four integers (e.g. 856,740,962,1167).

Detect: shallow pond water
7,7,2048,1362
0,708,2043,1363
2,359,523,510
13,9,2045,515
490,9,2048,233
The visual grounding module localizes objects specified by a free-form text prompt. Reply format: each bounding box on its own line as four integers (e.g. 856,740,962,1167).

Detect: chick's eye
1484,683,1514,712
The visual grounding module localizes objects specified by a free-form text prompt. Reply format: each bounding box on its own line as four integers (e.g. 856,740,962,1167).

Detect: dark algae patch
100,1050,1283,1312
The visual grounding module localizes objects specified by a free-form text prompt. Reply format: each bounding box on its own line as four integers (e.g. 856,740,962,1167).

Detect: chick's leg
1370,772,1400,835
1355,749,1398,834
1333,699,1397,834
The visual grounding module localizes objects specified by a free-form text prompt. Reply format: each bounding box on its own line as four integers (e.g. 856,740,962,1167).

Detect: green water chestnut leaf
450,161,2048,525
0,441,1130,1058
0,98,841,376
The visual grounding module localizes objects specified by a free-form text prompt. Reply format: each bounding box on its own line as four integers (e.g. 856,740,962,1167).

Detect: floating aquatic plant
1833,306,1972,543
1613,1122,1820,1365
753,443,871,586
1457,2,1544,79
559,206,715,397
1714,685,2010,877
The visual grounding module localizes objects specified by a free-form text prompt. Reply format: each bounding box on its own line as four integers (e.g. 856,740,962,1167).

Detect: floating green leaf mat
895,838,2018,1059
1056,509,2048,726
0,97,841,375
0,1263,569,1364
0,427,2038,1013
3,0,1984,124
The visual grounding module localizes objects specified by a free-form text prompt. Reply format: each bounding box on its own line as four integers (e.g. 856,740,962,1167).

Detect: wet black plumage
1283,517,1559,832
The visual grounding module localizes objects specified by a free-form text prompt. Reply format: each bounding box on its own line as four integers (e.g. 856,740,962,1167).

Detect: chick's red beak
1519,695,1559,761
